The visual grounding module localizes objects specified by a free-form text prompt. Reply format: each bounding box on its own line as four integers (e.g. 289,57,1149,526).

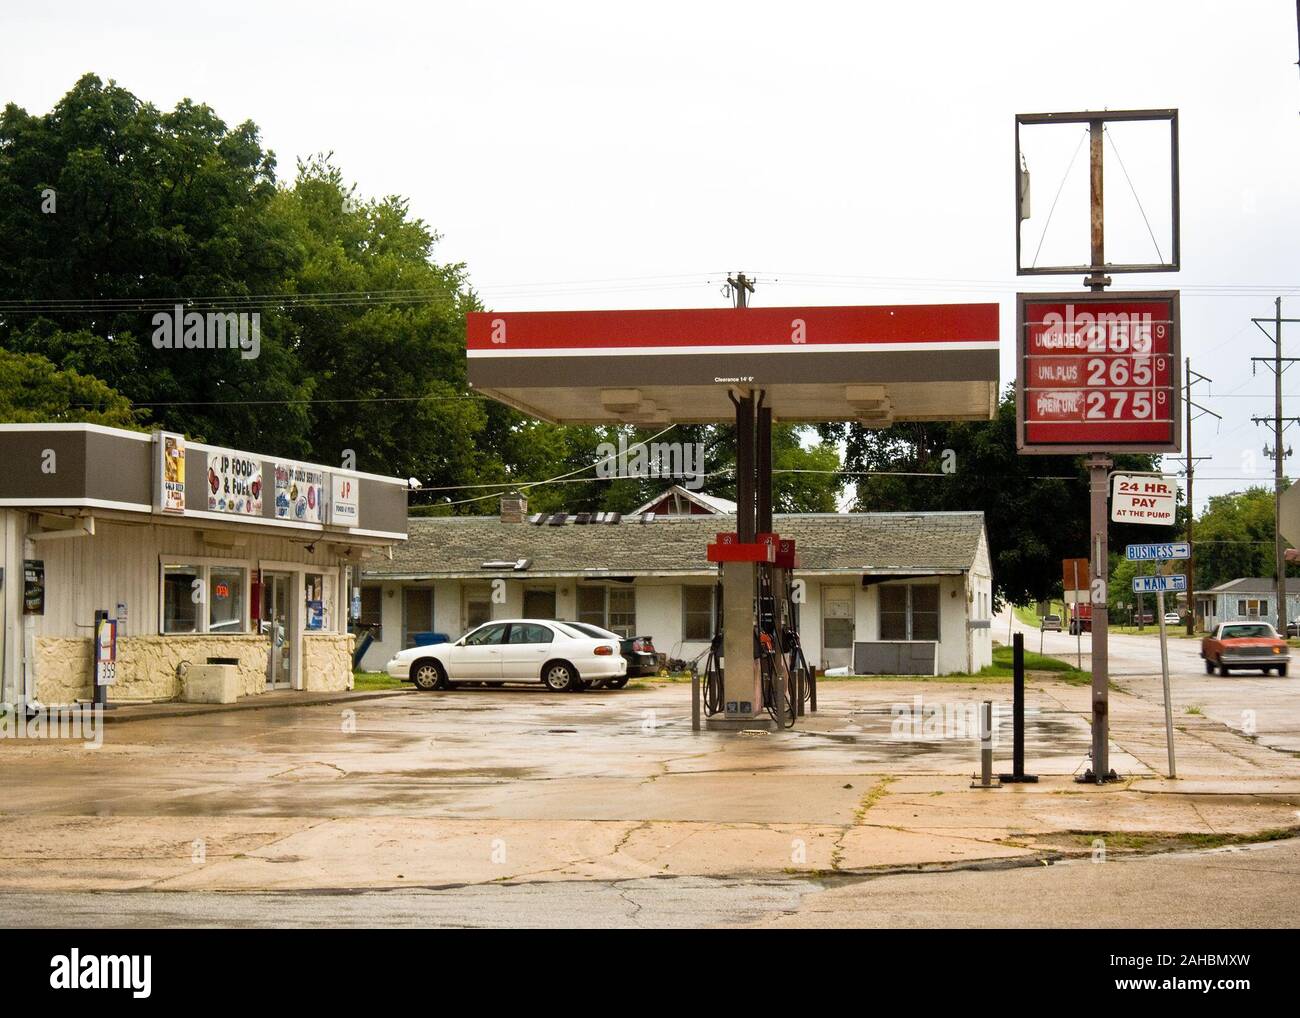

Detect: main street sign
1016,291,1180,454
1111,473,1178,526
1126,542,1190,561
1132,573,1187,594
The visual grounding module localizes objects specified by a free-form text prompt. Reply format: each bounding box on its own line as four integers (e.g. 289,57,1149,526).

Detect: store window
208,566,247,633
577,585,637,637
163,564,201,634
879,583,940,641
304,572,336,631
162,562,248,635
682,586,715,641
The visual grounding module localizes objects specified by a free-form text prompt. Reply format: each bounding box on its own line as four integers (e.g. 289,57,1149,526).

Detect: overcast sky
3,1,1299,510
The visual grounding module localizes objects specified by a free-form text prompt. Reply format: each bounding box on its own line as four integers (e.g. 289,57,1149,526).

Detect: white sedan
386,619,627,692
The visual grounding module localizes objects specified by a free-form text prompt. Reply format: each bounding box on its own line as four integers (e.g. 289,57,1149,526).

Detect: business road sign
1126,542,1190,562
1016,291,1180,455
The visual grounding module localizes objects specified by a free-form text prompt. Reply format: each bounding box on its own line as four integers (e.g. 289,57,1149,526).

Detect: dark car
564,622,658,684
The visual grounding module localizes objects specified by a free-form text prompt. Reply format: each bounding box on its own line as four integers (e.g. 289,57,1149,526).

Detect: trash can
412,632,450,646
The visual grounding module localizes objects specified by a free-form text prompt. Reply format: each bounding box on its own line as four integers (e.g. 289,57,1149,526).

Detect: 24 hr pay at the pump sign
1111,473,1178,526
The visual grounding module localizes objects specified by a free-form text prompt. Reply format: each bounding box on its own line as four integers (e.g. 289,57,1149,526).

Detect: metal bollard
971,699,1002,789
1000,633,1038,783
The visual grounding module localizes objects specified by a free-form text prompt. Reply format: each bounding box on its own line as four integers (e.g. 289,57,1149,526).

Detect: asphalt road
5,837,1296,928
1003,608,1206,677
1003,609,1300,754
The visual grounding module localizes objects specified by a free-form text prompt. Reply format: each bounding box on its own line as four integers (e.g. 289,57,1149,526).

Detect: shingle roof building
365,511,988,580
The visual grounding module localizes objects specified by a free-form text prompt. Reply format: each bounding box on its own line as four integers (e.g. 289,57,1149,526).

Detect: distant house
631,485,737,516
358,498,995,677
1194,578,1300,631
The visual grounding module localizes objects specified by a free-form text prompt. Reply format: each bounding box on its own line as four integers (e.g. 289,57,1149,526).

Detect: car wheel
1219,663,1230,676
1281,665,1289,677
542,661,577,692
606,677,629,689
410,659,445,691
1204,660,1214,674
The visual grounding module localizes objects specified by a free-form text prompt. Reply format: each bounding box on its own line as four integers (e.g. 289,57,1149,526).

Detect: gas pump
696,390,817,730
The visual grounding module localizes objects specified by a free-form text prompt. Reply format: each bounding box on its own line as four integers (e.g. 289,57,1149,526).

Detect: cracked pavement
2,658,1299,924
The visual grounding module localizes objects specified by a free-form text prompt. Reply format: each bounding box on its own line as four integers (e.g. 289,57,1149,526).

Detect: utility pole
1183,358,1219,635
1250,298,1300,635
1082,115,1114,783
727,272,755,309
1275,298,1285,637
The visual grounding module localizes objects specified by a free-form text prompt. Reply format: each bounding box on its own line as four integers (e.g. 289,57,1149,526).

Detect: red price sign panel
1016,291,1181,454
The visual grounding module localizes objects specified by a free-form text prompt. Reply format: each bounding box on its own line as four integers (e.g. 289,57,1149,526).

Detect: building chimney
500,491,527,523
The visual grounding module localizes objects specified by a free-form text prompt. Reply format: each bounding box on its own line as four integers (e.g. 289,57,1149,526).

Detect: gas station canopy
467,304,1000,424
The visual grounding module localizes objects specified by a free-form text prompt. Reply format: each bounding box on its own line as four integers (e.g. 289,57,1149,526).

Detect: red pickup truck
1200,622,1290,676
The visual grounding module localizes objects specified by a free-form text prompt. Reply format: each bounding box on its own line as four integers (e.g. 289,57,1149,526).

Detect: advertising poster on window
331,475,359,525
158,432,186,514
206,451,263,516
22,560,44,616
273,462,326,523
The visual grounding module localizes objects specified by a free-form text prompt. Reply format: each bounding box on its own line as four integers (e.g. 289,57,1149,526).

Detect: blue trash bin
412,632,450,646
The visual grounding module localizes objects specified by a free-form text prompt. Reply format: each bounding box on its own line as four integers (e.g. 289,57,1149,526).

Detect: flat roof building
0,424,408,707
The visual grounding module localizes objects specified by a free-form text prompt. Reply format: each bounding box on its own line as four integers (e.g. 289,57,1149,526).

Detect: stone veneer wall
34,635,271,704
301,633,354,691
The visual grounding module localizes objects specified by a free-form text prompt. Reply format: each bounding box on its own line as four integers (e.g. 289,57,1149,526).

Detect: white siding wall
357,571,984,675
635,580,686,656
968,532,994,671
800,579,823,665
22,518,347,640
2,514,358,700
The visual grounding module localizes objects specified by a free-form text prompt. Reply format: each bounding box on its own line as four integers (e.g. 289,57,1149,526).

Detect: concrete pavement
5,837,1296,928
2,674,1298,909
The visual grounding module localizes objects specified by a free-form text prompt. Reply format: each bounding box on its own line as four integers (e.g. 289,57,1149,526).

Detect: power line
429,424,681,506
8,269,1300,316
74,394,492,409
1103,125,1165,264
1030,127,1089,270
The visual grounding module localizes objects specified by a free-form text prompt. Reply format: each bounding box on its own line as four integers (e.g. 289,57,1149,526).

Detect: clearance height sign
1016,291,1181,454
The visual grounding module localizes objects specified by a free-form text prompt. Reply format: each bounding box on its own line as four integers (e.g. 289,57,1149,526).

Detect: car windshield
1220,624,1275,639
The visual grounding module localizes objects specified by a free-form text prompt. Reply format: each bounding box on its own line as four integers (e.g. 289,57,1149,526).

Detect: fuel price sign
1016,291,1180,454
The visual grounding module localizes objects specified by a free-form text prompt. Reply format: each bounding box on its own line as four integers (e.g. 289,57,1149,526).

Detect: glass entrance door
262,572,294,689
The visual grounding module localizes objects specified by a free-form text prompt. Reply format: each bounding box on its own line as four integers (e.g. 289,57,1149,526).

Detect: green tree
0,347,142,428
821,386,1158,608
1192,486,1297,590
0,74,307,451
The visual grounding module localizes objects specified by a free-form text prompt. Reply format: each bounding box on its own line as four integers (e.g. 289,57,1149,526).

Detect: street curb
100,688,418,724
